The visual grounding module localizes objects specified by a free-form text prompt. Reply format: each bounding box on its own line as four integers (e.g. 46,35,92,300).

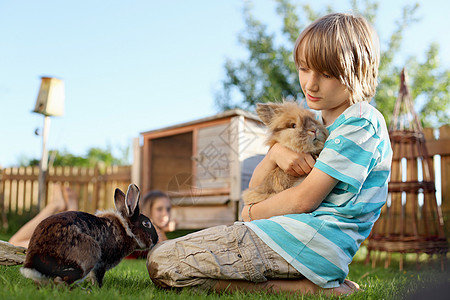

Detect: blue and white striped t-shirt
245,101,393,288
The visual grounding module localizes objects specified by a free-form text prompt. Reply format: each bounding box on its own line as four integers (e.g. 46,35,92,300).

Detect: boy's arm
242,167,337,221
249,143,316,188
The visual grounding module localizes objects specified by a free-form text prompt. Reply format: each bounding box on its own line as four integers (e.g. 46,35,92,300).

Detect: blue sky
1,0,449,167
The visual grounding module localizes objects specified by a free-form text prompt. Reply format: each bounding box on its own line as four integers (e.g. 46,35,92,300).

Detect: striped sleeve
315,116,379,194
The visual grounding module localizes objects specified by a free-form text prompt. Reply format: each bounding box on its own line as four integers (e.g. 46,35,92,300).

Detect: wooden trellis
366,69,448,270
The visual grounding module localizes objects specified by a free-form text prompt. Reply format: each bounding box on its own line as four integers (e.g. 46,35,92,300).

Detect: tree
407,43,450,127
215,0,450,127
19,145,129,168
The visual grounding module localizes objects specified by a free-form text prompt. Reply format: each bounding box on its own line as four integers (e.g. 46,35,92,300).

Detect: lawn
1,231,449,299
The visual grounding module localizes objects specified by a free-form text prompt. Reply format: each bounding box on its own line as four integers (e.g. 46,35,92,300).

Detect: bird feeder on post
33,77,65,210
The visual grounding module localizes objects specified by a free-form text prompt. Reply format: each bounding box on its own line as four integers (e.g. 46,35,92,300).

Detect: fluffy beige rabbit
242,102,328,205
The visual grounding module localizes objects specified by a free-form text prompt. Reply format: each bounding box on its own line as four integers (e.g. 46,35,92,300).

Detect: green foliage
407,43,450,127
0,211,38,237
19,145,130,168
216,0,450,128
215,0,300,110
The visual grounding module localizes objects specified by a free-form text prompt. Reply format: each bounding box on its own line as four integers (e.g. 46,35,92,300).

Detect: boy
147,12,392,296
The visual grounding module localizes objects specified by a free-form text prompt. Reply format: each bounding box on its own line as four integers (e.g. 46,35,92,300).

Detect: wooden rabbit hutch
138,109,267,229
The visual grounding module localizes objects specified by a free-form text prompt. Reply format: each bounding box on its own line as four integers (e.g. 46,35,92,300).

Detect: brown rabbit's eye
290,123,296,128
142,220,152,228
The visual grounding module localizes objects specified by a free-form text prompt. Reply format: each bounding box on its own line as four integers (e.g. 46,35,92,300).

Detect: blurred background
0,0,448,168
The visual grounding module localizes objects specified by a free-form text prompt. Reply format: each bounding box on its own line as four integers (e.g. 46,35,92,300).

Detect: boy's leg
147,223,303,290
147,222,360,295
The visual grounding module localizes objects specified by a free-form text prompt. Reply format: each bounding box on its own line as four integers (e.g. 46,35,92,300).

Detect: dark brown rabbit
242,102,328,205
20,184,158,287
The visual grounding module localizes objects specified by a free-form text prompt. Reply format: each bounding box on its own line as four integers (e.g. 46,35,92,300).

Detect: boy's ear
256,103,281,125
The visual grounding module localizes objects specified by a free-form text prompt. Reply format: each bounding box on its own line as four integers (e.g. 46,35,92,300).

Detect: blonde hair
293,13,380,104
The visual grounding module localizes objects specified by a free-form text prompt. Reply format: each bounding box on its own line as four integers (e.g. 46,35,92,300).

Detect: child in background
127,190,175,259
140,190,175,242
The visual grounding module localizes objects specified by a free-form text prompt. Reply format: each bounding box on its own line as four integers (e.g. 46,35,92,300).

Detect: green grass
1,248,448,300
1,229,449,299
0,233,11,242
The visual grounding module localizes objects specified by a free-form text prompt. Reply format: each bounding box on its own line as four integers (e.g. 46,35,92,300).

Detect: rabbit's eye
290,123,296,128
142,220,152,228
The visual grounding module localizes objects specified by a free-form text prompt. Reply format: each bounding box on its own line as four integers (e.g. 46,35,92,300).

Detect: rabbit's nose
308,130,317,138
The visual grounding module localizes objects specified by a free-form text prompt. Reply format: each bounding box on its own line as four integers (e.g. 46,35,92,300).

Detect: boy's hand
269,143,316,176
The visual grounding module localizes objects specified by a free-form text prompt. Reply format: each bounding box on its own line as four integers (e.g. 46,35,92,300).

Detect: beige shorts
146,222,304,291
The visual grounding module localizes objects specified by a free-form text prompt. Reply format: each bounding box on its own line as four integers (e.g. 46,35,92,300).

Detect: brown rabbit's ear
125,184,140,217
256,103,282,125
114,188,128,216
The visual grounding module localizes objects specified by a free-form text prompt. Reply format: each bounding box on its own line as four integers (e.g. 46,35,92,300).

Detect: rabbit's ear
125,184,140,217
256,103,282,125
114,188,128,216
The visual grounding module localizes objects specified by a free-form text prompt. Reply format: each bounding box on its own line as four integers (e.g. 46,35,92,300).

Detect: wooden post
229,116,243,202
37,115,51,210
142,137,152,193
405,153,418,237
192,128,198,190
439,125,450,236
229,116,244,222
93,165,100,212
0,168,7,230
389,141,401,236
131,137,141,187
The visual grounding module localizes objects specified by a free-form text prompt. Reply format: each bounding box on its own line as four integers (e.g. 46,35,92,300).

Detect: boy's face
298,63,350,122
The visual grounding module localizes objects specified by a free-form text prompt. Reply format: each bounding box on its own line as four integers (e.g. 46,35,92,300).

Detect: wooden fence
0,165,131,229
424,125,450,236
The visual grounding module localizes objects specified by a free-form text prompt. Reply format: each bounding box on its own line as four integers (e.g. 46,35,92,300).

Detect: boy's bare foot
62,186,78,211
325,279,360,296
